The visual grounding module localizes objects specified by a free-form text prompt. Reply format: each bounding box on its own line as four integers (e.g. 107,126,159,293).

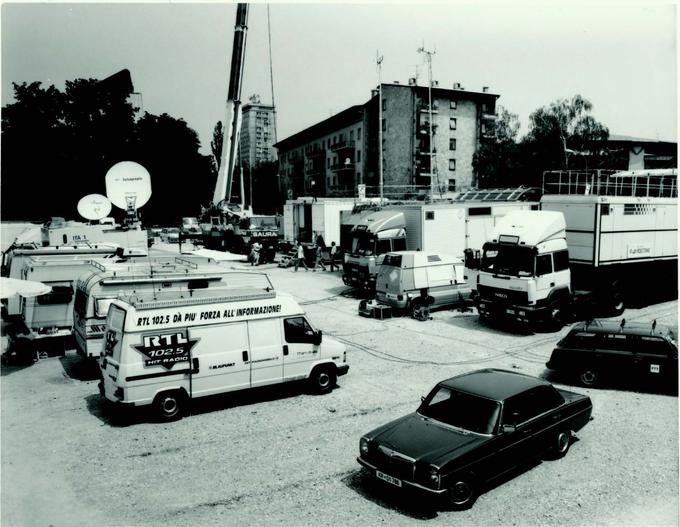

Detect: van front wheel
309,366,336,395
153,391,186,421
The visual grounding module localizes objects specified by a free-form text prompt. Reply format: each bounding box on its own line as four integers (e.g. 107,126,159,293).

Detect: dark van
546,319,677,389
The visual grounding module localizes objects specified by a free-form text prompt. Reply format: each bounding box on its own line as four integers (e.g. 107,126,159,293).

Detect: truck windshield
245,216,277,230
481,243,534,277
351,231,376,256
418,386,500,435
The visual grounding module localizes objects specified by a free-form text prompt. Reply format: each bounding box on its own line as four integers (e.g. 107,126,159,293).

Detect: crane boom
212,3,249,207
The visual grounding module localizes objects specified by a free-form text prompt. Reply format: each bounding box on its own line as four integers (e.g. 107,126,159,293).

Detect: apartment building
276,80,499,199
240,96,277,168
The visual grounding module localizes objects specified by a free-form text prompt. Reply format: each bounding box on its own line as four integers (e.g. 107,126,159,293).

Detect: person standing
294,242,309,272
329,241,338,272
313,243,326,271
250,241,262,266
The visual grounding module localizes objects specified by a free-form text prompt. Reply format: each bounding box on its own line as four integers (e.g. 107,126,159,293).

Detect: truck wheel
578,368,598,387
153,391,186,421
447,475,478,510
607,280,625,316
309,366,336,394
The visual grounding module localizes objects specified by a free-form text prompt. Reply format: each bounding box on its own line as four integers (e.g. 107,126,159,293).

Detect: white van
375,251,472,317
99,288,349,421
74,259,271,358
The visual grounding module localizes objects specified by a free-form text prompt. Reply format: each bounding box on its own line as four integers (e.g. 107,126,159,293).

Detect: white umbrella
0,277,52,300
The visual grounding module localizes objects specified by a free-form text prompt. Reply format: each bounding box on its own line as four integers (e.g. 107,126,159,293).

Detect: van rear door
188,322,251,397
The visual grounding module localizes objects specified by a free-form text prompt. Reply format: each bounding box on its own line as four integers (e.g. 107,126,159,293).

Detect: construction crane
212,2,249,215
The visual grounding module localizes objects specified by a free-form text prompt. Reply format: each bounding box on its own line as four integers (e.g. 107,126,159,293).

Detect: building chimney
482,86,489,93
453,82,460,89
408,77,417,86
371,89,379,98
393,80,400,84
431,80,439,88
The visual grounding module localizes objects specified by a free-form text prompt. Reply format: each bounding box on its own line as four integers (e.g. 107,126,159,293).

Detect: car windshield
481,243,534,277
418,386,501,435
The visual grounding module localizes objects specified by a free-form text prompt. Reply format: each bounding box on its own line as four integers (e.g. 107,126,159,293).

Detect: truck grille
478,285,528,305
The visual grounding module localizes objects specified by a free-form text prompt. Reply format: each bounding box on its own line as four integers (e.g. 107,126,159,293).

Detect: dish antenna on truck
105,161,152,225
77,194,113,222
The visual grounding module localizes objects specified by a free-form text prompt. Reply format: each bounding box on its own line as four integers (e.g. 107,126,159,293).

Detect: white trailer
283,198,357,246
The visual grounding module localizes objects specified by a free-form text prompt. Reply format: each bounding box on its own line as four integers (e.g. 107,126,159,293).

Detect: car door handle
283,345,289,356
242,350,249,362
552,413,562,420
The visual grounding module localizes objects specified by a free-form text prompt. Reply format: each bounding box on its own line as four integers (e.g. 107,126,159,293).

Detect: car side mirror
313,330,323,345
501,424,516,434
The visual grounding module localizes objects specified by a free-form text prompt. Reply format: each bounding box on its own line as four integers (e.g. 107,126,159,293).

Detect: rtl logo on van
134,331,199,369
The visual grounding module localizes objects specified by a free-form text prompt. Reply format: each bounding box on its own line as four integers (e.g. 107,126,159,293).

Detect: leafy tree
210,121,223,175
472,107,522,188
524,95,609,171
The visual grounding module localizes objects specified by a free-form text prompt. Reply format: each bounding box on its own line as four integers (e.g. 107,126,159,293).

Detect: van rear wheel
153,391,186,421
309,366,336,394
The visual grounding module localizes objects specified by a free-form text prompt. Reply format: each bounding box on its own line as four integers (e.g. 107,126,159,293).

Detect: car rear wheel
447,476,478,510
309,366,336,395
552,430,572,459
153,391,186,422
579,368,598,387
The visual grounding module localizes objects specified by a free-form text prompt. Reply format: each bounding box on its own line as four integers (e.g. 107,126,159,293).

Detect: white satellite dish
77,194,112,221
105,161,152,211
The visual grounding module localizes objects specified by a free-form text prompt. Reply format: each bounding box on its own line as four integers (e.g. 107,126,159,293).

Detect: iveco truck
475,169,677,327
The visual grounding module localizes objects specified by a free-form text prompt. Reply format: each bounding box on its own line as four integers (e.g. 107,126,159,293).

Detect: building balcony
417,123,438,135
305,148,325,159
418,105,439,114
330,140,356,152
331,162,354,171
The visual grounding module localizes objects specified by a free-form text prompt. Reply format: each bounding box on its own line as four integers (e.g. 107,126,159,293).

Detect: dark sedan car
357,369,592,509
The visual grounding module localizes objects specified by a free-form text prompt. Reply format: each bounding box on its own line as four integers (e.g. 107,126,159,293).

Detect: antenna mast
418,45,437,200
376,51,384,204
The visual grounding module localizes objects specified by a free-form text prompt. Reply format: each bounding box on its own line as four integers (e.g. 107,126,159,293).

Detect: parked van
99,288,349,421
74,259,274,358
375,251,472,317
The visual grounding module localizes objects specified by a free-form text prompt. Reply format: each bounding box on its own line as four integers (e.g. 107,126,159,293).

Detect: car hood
368,413,488,465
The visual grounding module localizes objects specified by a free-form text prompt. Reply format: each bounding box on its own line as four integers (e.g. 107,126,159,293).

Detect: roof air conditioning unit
483,86,489,93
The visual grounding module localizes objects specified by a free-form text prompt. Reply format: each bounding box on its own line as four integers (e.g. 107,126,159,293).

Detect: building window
425,211,435,220
448,179,456,192
449,138,456,151
322,140,325,149
327,158,330,168
450,100,457,110
382,119,386,132
382,98,386,112
482,103,489,112
350,130,354,141
357,171,361,183
357,128,361,140
357,150,361,162
450,118,457,130
449,159,456,171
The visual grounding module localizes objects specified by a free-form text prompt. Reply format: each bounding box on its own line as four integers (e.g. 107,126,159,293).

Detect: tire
551,430,572,459
309,366,336,395
578,368,598,387
153,391,186,422
447,476,478,510
607,280,625,316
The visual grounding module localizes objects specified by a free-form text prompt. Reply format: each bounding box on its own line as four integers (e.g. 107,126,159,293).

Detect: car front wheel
552,430,572,459
447,477,478,510
309,366,336,394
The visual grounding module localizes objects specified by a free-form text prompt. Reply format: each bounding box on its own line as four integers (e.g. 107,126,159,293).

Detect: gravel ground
1,247,678,527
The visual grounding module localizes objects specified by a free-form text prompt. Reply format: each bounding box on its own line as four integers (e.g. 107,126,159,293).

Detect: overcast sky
2,2,677,155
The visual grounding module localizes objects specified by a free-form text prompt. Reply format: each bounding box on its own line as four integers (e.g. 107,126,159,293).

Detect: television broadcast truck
342,187,540,290
475,169,677,327
98,286,349,421
74,259,272,358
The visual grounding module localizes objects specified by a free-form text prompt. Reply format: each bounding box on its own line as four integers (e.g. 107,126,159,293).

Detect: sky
1,1,677,156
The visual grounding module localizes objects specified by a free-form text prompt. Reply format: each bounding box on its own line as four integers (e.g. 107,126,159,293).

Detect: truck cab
476,211,571,325
342,210,406,289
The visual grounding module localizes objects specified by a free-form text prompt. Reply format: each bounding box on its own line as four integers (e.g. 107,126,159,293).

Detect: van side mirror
313,330,323,345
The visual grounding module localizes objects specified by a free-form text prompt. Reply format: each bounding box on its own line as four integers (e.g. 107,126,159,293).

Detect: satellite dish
77,194,112,221
105,161,152,210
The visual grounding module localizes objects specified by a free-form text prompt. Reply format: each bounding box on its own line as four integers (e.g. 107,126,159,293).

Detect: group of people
293,233,338,273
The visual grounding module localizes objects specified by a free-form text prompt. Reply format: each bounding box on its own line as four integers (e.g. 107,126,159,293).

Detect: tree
524,95,609,171
210,120,223,176
472,107,522,188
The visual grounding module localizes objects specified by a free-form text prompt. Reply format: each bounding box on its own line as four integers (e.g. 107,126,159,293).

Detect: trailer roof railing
542,169,677,198
453,186,541,202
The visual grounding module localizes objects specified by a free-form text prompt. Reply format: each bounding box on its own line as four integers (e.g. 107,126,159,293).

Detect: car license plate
376,470,402,487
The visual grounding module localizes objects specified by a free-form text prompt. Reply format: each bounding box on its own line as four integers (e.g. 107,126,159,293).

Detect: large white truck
475,169,677,326
342,188,539,290
283,198,357,247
